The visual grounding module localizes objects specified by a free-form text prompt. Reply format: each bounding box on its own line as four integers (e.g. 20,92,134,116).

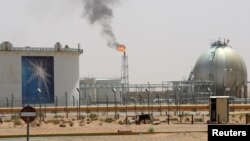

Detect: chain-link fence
1,94,250,125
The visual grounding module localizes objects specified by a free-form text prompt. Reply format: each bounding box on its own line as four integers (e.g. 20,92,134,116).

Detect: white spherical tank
193,39,247,98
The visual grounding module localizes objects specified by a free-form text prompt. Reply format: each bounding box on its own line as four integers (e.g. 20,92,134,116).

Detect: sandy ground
0,133,208,141
0,112,247,141
0,122,207,133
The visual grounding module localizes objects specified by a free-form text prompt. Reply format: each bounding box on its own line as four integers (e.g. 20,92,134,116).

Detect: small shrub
118,120,124,125
61,120,74,127
13,119,21,126
12,115,21,125
79,115,86,120
105,117,114,123
59,124,66,128
177,114,182,117
12,115,20,121
194,118,203,122
147,127,155,133
184,117,190,122
69,121,74,127
88,113,97,120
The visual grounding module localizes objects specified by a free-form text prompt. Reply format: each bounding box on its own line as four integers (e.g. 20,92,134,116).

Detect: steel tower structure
121,51,129,92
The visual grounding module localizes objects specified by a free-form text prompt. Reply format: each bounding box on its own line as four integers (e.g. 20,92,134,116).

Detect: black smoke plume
82,0,119,48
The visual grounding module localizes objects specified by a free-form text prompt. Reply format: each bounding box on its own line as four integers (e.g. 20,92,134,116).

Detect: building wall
0,50,81,106
80,78,122,104
0,52,21,105
96,79,122,104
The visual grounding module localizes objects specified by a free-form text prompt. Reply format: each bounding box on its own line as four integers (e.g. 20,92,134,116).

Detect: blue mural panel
22,56,54,104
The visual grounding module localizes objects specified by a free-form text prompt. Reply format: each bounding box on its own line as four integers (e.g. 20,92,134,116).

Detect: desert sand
0,111,248,141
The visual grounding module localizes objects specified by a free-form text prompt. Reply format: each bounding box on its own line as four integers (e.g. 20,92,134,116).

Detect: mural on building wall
22,56,54,104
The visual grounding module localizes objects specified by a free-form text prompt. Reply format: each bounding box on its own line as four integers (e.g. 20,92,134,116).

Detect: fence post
126,116,128,125
65,92,68,118
76,100,79,119
167,114,170,124
202,114,204,123
191,114,194,124
246,114,249,124
44,103,46,119
11,93,14,118
218,114,220,124
180,115,182,123
6,97,9,108
55,96,58,117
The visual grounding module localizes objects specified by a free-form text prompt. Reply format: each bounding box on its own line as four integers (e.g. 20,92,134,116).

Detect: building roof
0,41,83,54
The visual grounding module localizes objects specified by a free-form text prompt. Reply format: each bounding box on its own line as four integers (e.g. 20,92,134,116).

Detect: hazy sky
0,0,250,84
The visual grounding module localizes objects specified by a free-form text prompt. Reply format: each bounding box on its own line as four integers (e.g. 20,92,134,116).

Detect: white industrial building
79,77,122,104
0,41,83,106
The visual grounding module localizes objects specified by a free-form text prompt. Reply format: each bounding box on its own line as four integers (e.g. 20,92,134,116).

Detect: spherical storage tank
193,39,247,98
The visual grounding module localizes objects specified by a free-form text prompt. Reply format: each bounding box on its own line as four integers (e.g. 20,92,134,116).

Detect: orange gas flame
116,44,126,52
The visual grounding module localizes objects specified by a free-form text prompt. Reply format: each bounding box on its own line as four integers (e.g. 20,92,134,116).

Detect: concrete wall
0,50,81,106
80,78,122,104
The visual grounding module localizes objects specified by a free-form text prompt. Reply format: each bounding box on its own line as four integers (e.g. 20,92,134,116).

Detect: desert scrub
12,115,21,126
118,120,124,125
147,127,155,133
13,118,21,126
88,113,98,120
11,115,20,120
45,119,60,125
69,121,74,127
184,117,190,122
79,115,86,120
194,118,203,122
105,117,114,123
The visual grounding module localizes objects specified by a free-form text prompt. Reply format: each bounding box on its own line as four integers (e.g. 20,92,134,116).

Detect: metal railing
0,47,83,54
